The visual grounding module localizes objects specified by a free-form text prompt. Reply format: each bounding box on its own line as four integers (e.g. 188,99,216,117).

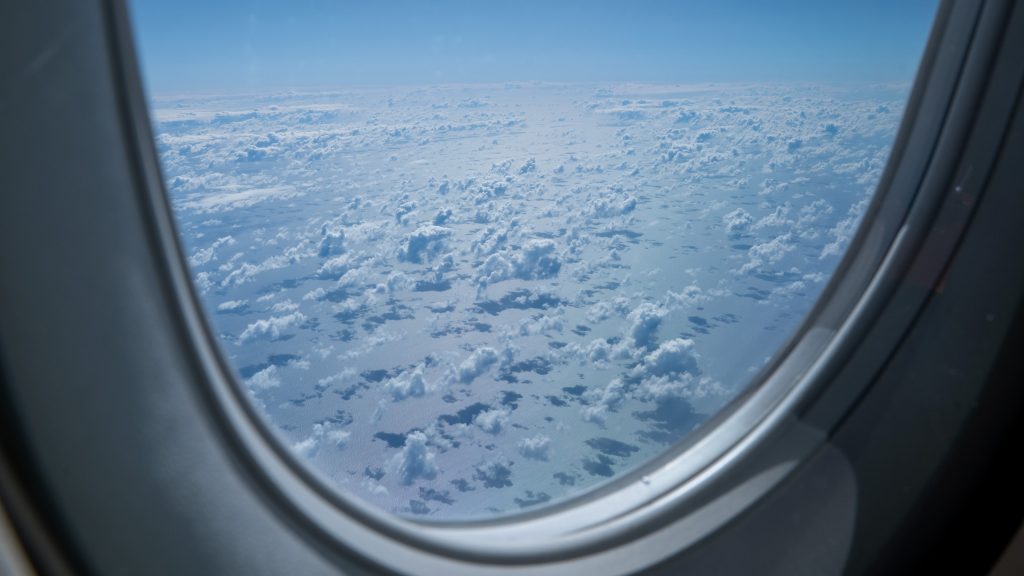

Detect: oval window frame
103,0,1007,572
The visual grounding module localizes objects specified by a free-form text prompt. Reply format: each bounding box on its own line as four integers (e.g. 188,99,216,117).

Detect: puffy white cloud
189,235,235,266
627,302,668,349
740,233,794,274
474,409,509,434
192,271,213,293
634,338,699,378
400,225,452,263
585,338,613,363
324,428,353,446
221,241,311,287
389,431,438,485
664,285,707,310
318,222,345,257
473,460,513,488
796,199,834,228
722,208,752,239
318,368,357,388
335,267,371,292
292,436,318,458
581,378,627,426
246,365,280,390
517,435,551,461
588,194,638,218
518,313,564,336
216,299,248,312
292,422,351,459
513,239,562,280
476,253,514,284
386,365,427,401
317,253,355,279
239,311,306,343
751,205,792,232
581,404,608,426
432,207,453,225
270,299,299,313
456,347,500,384
476,239,562,285
587,297,632,323
302,287,327,301
471,224,514,258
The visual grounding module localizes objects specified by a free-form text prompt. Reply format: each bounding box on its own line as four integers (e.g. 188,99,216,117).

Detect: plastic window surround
105,0,1005,573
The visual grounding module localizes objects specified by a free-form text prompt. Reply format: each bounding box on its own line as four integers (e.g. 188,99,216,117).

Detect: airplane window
127,1,938,520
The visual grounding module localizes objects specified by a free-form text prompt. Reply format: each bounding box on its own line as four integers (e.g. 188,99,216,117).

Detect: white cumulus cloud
389,431,438,485
239,311,306,343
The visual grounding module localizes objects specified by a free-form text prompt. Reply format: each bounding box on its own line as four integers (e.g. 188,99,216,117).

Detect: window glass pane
130,0,937,519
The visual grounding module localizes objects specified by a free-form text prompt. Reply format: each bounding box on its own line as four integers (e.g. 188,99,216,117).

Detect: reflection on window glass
130,1,937,519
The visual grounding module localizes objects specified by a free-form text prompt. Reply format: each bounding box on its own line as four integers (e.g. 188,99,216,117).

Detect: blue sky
130,0,939,93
